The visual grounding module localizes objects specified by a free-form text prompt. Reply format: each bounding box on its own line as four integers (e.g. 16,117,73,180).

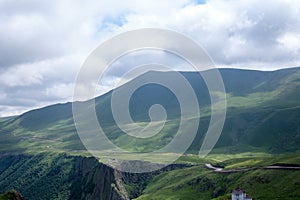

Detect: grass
135,166,214,200
135,153,300,200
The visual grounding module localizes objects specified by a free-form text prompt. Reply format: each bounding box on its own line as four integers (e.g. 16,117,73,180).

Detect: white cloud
46,83,74,99
120,0,300,68
278,33,300,52
0,105,30,117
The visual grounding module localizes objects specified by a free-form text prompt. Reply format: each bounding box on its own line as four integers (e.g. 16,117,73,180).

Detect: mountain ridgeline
1,67,300,154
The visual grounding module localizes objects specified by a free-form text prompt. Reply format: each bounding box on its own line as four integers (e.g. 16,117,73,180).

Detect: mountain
1,67,300,199
1,67,299,154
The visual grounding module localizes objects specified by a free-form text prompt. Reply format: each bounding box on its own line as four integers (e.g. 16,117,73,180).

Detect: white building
231,186,252,200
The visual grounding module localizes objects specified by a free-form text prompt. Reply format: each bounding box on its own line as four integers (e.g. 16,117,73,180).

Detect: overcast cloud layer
0,0,300,117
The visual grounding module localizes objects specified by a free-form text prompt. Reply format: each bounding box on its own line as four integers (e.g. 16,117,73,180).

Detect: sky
0,0,300,117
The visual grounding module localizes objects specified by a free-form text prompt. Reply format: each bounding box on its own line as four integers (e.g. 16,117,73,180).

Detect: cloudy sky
0,0,300,117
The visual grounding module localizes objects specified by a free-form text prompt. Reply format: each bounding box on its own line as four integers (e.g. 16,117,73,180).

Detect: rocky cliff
69,156,128,200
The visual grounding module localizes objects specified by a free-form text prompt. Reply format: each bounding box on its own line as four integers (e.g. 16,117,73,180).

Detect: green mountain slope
135,154,300,200
136,165,300,200
0,67,299,154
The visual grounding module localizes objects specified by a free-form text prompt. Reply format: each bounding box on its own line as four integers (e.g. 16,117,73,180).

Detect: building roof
232,186,246,195
232,186,253,199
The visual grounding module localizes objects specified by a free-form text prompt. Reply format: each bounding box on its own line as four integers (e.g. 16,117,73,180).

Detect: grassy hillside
0,67,299,155
136,166,300,200
135,153,300,200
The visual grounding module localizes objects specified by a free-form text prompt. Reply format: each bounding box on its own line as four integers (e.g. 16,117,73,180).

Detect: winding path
205,163,300,173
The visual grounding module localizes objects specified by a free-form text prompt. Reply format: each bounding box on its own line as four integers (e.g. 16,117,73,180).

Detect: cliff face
69,156,128,200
